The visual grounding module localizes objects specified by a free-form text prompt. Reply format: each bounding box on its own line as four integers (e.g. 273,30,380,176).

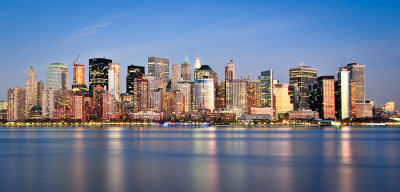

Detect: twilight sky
0,0,399,106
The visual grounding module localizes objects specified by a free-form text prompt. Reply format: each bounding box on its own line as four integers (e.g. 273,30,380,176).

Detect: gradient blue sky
0,0,399,106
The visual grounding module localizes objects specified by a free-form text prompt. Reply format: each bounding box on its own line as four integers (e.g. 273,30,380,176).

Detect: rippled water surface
0,126,400,192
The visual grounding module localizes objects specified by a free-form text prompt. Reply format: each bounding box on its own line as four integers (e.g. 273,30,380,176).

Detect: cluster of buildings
3,54,398,124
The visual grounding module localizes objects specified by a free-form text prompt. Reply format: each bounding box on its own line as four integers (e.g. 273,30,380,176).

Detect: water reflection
0,126,400,192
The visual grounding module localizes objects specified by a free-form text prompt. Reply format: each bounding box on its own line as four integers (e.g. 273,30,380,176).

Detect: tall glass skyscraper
26,65,37,117
126,65,145,95
194,78,214,112
89,58,112,91
148,56,169,82
289,66,317,110
46,62,69,90
108,62,120,101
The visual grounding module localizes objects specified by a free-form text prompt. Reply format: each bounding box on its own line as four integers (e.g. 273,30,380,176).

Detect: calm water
0,126,400,192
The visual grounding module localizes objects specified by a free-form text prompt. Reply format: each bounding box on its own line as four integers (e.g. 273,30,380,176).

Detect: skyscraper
42,88,55,119
225,60,235,81
89,58,112,91
289,65,317,110
7,87,26,121
194,78,214,112
181,55,191,81
37,81,44,107
108,62,120,101
133,75,150,112
260,70,274,108
126,65,145,96
273,82,293,114
178,80,192,112
225,79,248,111
247,79,261,112
72,63,86,92
311,76,335,119
215,81,226,109
344,63,365,100
46,62,69,90
26,65,37,118
171,64,181,91
148,56,169,82
336,68,351,120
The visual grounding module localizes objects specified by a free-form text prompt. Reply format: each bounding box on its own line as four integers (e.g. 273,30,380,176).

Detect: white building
194,78,214,112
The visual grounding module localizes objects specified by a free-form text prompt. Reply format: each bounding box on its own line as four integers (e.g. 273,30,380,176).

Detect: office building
171,64,181,91
25,65,37,118
148,56,169,82
181,55,191,81
89,58,112,91
7,87,26,121
194,78,214,112
126,65,145,95
289,65,317,110
108,62,120,101
273,82,293,114
72,63,86,92
133,75,150,112
178,80,192,112
37,81,44,107
194,56,201,79
46,62,69,90
260,70,274,108
336,68,351,119
225,60,235,81
42,88,55,119
225,79,248,111
311,76,335,119
247,79,261,112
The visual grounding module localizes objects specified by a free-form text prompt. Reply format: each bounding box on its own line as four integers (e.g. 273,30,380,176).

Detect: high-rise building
289,65,317,110
25,65,37,118
126,65,145,96
225,60,235,81
37,81,44,107
215,81,226,109
89,58,112,91
273,82,293,114
310,76,335,119
171,64,181,91
148,56,169,82
42,88,55,119
260,70,274,108
71,94,85,121
336,68,351,120
194,56,201,80
133,75,150,112
225,79,248,111
344,63,365,100
46,62,69,90
149,88,163,112
247,79,261,112
7,87,26,121
72,64,86,92
194,78,214,112
178,80,192,112
108,62,120,101
167,90,185,114
194,65,219,107
92,85,109,120
181,55,191,81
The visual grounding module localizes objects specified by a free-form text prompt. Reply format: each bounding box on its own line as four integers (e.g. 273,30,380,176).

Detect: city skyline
0,0,399,106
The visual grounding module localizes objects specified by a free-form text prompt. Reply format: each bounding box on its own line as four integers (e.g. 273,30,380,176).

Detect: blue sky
0,0,399,106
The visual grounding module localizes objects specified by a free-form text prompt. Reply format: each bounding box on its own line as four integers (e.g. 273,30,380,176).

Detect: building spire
30,64,34,71
183,53,190,64
195,54,201,69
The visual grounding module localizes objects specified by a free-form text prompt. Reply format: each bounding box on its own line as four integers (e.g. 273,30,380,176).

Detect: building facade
194,79,215,112
260,70,274,108
126,65,145,96
289,66,317,110
108,62,120,102
89,58,112,91
148,56,169,82
26,65,37,118
7,87,26,121
46,62,69,90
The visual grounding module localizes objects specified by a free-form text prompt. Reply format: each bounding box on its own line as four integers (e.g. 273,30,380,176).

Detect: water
0,126,400,192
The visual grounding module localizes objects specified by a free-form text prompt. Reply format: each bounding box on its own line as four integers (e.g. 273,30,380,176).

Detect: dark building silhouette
126,65,145,96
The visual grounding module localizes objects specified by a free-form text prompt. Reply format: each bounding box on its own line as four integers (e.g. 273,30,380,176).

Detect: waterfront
0,126,400,192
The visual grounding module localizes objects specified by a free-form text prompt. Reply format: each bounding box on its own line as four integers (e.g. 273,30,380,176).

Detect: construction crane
73,54,80,65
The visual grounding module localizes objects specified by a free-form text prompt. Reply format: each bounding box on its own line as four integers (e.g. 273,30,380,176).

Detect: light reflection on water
0,126,400,192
